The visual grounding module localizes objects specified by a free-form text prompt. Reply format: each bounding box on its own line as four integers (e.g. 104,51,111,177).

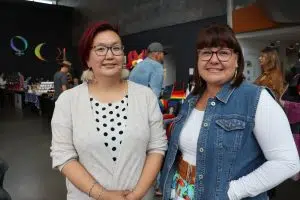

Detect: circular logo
10,36,28,56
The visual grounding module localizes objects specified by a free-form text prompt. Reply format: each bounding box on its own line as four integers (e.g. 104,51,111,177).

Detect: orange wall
233,3,279,33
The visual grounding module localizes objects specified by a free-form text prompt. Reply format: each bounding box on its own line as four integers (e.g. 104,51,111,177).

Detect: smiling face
86,30,124,79
197,47,238,86
192,24,245,95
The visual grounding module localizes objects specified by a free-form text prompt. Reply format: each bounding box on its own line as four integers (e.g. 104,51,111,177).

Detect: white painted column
227,0,233,27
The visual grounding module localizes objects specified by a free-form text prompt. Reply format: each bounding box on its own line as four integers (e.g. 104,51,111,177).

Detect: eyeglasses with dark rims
197,48,233,62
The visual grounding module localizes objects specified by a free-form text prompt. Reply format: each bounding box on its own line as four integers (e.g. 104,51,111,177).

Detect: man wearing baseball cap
53,60,72,100
129,42,167,98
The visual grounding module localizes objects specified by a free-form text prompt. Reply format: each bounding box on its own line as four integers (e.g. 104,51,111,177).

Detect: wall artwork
126,49,147,70
56,48,66,64
10,36,67,63
34,43,47,61
0,1,74,79
10,36,29,56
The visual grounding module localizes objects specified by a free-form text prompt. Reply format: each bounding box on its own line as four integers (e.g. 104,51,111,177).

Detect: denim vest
160,81,268,200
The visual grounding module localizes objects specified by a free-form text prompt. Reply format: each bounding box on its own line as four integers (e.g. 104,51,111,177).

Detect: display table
25,92,40,110
39,94,55,121
24,92,54,118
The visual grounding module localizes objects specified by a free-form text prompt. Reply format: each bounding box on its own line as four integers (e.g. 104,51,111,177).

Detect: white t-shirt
178,89,300,199
179,109,203,165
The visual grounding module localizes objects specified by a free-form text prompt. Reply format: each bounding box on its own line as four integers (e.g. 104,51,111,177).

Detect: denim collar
187,94,199,108
187,82,236,106
216,82,236,104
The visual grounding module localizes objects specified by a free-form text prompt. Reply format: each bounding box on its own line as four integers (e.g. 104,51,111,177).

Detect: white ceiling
236,26,300,43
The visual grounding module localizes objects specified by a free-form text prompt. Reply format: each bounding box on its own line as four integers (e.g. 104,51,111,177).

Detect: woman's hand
101,190,131,200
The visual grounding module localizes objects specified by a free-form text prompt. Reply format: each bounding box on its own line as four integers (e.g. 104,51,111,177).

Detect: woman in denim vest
160,24,300,200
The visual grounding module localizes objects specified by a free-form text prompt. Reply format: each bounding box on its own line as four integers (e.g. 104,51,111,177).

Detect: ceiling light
26,0,54,5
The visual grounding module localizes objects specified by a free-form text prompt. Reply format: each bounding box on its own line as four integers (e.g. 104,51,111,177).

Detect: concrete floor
0,106,66,200
0,105,299,200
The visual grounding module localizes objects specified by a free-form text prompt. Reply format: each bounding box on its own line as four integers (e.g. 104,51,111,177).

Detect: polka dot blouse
90,95,128,163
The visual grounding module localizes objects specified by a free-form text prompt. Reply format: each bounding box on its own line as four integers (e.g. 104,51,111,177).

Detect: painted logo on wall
34,43,47,61
9,35,67,63
10,36,28,56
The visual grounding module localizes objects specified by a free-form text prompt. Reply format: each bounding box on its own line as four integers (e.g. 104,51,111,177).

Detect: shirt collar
215,82,236,104
187,82,236,106
145,57,163,67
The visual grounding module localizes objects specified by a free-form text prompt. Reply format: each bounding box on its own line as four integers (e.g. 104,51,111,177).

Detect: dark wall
0,1,74,80
122,15,227,83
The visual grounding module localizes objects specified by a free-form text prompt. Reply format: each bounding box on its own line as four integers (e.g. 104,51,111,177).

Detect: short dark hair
78,21,120,70
192,24,245,95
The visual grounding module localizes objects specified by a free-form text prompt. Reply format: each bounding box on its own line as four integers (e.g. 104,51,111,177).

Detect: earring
233,68,237,79
231,68,238,84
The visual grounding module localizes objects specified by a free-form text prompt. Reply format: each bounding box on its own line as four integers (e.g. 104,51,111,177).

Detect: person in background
0,158,11,199
282,50,300,102
281,50,300,181
254,47,286,198
129,42,166,98
255,47,285,102
73,77,80,87
67,72,73,86
51,22,167,200
0,72,6,108
129,42,167,197
17,72,24,91
185,76,195,97
160,24,300,200
53,60,71,100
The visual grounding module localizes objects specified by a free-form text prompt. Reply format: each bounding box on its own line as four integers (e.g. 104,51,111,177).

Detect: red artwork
126,49,147,70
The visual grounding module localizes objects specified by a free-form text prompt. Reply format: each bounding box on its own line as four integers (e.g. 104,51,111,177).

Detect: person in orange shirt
255,47,285,102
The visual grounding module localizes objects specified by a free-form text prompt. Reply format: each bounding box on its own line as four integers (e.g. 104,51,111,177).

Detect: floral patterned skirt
170,171,195,200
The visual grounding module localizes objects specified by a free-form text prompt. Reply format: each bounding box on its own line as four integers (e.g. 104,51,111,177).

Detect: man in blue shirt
129,42,166,97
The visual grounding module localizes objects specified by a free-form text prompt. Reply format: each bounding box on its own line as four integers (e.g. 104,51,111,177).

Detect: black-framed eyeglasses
197,48,233,62
92,44,124,56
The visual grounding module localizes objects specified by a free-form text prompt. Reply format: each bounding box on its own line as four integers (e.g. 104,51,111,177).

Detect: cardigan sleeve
146,90,168,155
50,91,78,170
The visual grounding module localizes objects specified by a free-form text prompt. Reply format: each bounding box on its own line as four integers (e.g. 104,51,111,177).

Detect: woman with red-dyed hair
50,22,167,200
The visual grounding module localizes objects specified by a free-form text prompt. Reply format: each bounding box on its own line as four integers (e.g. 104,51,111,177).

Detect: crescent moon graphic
10,36,28,56
34,43,47,61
